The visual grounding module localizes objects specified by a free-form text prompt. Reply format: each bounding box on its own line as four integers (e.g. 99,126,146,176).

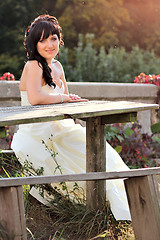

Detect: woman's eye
51,37,57,41
39,39,44,43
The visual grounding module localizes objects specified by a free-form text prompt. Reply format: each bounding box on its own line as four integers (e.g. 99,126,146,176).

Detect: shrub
59,34,160,83
0,54,23,79
106,122,160,168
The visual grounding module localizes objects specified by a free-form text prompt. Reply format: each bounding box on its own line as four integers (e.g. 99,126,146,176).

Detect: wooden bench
0,168,160,240
0,100,159,239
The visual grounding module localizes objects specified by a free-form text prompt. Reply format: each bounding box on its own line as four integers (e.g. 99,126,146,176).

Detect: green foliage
0,152,22,178
73,34,98,82
57,0,130,50
1,1,160,81
58,46,74,81
152,135,160,144
0,0,55,79
0,53,23,78
151,121,160,134
59,34,160,83
106,122,160,168
0,127,5,138
0,139,134,239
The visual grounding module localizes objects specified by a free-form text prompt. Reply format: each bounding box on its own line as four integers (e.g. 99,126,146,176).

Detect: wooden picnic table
0,100,158,207
0,100,157,204
0,100,160,240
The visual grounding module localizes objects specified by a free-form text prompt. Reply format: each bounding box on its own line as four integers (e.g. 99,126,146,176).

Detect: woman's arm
25,61,87,105
25,60,65,105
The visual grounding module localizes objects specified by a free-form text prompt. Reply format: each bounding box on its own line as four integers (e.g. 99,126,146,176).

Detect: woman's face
37,33,60,63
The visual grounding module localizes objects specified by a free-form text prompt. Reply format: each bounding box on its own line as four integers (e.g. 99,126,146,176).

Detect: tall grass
0,142,134,240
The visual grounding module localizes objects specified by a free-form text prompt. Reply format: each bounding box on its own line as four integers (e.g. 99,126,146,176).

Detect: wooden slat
0,186,27,240
101,112,137,124
125,175,160,240
0,167,160,187
0,149,15,156
86,117,106,210
0,101,158,126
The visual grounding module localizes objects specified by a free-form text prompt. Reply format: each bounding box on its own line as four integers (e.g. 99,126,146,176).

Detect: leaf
124,127,134,137
90,230,111,239
2,166,10,178
151,121,160,134
0,127,6,138
99,233,107,237
115,145,122,154
117,135,124,142
152,135,160,144
110,126,120,133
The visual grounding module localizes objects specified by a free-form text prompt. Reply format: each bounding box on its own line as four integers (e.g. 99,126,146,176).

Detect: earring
57,52,60,60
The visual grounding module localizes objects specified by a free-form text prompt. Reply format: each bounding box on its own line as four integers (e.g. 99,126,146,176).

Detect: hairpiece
25,15,61,37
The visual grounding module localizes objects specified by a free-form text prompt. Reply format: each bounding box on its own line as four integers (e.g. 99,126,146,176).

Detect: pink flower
0,72,15,81
134,73,160,86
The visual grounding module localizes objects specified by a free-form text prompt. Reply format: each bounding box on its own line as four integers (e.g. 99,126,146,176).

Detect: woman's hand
69,94,88,102
61,93,88,103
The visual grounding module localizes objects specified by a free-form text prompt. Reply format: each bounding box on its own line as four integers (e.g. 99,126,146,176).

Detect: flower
0,72,15,81
134,72,160,86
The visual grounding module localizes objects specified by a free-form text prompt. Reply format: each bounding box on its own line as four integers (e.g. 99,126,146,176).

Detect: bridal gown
11,81,131,221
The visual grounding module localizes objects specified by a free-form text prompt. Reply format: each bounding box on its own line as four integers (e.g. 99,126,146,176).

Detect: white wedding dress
11,81,131,221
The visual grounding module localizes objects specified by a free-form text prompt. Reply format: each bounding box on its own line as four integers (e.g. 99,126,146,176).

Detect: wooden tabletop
0,100,158,126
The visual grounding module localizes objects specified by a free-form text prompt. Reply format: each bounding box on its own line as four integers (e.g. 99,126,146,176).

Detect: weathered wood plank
0,186,27,240
101,112,137,124
148,175,160,224
86,117,106,210
0,101,158,126
0,167,159,188
124,175,160,240
0,149,15,156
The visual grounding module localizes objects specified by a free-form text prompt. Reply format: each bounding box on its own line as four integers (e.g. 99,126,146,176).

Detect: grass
24,191,134,240
0,152,135,240
1,123,160,239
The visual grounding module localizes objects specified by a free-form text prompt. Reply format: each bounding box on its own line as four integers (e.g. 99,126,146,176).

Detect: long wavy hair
24,15,63,87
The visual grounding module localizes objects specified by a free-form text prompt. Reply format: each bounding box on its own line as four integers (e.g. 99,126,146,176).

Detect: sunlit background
0,0,160,82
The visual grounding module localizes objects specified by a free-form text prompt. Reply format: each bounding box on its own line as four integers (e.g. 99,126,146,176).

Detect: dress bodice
20,81,65,106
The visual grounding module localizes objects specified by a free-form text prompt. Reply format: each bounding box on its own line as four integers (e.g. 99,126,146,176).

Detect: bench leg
0,186,27,240
86,117,106,210
125,175,160,240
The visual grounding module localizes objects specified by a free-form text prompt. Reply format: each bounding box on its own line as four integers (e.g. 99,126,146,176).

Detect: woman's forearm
28,92,70,105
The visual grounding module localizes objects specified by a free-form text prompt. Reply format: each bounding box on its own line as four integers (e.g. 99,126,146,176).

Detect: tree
55,0,130,50
1,0,160,80
0,0,47,78
120,0,160,55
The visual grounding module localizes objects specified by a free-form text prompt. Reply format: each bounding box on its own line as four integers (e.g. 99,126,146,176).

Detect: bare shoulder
20,60,43,91
53,60,64,71
25,60,42,72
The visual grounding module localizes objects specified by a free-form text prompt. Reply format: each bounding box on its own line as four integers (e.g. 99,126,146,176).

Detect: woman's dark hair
24,15,63,87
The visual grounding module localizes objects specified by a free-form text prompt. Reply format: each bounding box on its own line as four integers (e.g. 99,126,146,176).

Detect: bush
59,34,160,83
0,53,23,79
106,122,160,169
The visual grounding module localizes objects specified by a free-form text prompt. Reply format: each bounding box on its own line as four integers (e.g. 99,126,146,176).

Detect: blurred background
0,0,160,83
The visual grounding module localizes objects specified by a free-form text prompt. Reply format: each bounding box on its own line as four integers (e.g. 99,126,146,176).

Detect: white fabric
11,82,131,220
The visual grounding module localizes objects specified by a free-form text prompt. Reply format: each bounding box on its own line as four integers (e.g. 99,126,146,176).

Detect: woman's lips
46,49,54,53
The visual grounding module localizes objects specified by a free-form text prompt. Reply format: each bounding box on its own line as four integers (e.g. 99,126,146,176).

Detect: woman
11,14,131,221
